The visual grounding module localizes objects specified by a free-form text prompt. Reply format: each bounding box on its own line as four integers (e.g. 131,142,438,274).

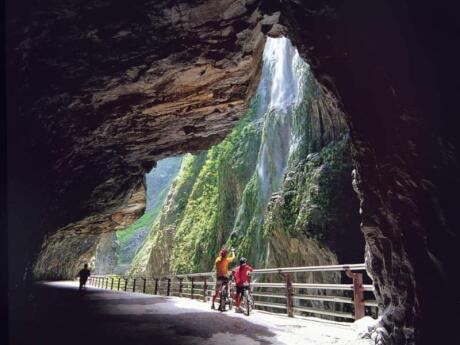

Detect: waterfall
265,37,302,111
256,37,306,206
231,37,309,247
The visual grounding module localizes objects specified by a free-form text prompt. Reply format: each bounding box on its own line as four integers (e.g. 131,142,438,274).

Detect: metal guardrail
87,263,378,321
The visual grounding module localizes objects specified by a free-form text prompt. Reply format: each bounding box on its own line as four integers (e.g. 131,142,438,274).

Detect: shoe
235,308,243,313
211,304,215,310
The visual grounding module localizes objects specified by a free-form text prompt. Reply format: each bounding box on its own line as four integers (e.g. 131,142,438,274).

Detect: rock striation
8,0,272,286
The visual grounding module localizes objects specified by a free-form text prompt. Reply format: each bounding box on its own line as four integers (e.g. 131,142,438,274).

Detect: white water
256,37,307,205
231,37,310,245
264,37,303,112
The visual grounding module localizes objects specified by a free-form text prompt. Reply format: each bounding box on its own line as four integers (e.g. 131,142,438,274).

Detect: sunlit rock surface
94,233,118,275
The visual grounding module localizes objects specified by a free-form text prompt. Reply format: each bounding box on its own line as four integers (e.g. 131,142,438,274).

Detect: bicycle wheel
228,286,233,310
219,286,226,312
244,290,250,316
248,292,254,313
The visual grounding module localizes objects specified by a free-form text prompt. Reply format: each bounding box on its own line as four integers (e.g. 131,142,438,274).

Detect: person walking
76,264,91,290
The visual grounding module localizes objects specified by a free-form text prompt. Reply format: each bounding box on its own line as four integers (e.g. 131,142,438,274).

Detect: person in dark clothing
76,264,91,290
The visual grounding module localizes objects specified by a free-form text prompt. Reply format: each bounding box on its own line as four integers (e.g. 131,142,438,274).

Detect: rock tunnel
6,1,460,345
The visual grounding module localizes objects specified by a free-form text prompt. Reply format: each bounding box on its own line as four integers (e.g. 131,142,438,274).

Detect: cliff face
94,233,118,275
130,152,209,277
133,38,362,278
33,233,100,280
113,156,183,275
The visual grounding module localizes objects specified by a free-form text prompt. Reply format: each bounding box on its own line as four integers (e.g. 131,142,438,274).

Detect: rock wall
265,135,363,268
32,232,99,281
275,1,460,344
7,0,272,289
94,233,118,275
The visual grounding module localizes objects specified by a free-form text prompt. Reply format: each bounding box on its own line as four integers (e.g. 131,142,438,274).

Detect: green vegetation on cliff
129,152,209,276
153,97,262,274
130,37,363,278
108,157,182,274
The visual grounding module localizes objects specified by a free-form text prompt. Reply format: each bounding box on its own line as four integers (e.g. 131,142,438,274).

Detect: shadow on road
9,282,276,345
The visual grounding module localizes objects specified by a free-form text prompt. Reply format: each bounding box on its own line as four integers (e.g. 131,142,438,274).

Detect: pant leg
212,279,223,303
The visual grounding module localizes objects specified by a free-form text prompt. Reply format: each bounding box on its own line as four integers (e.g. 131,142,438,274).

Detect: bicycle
240,283,254,316
218,278,233,312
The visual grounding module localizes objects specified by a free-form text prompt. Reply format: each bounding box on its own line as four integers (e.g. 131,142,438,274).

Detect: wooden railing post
167,278,171,296
286,274,294,317
117,277,121,291
203,278,208,302
105,277,109,289
190,278,194,299
345,268,365,320
280,270,294,317
179,278,183,296
133,278,137,292
154,278,159,295
110,277,114,290
124,278,128,291
143,278,147,293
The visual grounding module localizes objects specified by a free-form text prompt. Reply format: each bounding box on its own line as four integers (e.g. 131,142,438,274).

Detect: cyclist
232,257,253,313
211,247,235,310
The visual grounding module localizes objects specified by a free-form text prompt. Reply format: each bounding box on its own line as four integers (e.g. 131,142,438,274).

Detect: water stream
231,37,310,250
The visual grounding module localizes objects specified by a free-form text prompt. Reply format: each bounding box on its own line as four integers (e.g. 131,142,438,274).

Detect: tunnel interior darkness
6,1,460,345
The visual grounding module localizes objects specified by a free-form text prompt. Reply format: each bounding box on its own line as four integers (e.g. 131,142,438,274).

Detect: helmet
220,248,228,257
239,257,247,265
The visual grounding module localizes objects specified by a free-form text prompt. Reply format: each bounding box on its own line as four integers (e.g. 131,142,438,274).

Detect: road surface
10,281,376,345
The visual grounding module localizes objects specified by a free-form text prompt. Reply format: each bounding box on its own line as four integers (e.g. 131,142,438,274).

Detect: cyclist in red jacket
232,257,253,313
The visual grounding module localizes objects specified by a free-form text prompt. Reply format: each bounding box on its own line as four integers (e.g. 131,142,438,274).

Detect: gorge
7,1,460,345
122,37,363,279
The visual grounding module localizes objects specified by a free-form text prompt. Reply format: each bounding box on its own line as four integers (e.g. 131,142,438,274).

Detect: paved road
9,281,375,345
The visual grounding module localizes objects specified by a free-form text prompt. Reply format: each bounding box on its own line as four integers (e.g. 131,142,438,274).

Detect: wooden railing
87,263,378,321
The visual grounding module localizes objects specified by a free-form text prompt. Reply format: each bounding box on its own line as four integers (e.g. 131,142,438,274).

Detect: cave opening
86,36,370,322
90,36,365,278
